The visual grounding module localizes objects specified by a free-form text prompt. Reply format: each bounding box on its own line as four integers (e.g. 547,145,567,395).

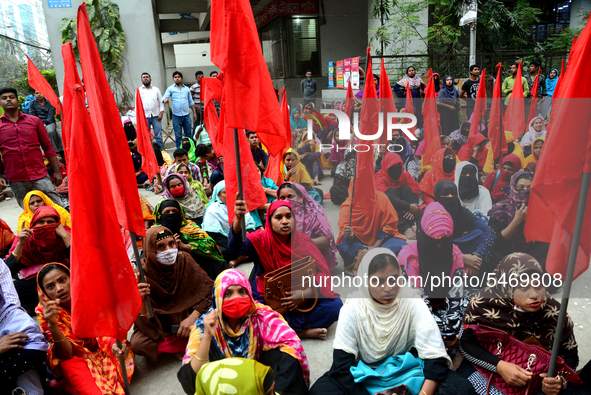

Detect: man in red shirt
0,87,63,208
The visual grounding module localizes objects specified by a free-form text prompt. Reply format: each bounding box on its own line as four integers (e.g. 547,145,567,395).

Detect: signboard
336,60,344,88
351,57,360,89
255,0,318,28
328,61,334,88
47,0,72,8
343,58,351,88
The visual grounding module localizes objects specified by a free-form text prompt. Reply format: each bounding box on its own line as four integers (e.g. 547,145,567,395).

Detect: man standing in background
190,70,204,131
29,91,62,155
163,71,196,149
459,65,480,119
138,72,165,149
301,70,317,105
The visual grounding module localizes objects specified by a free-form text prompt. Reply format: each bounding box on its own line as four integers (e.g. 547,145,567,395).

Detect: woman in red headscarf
457,134,488,171
5,206,71,313
374,152,420,239
419,148,456,206
482,154,522,203
229,199,342,340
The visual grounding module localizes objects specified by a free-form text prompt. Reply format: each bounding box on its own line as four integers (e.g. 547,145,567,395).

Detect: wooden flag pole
233,128,247,241
116,339,131,394
548,172,591,376
130,233,154,319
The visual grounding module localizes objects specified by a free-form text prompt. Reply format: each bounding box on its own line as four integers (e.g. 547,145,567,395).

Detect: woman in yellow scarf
18,190,71,232
280,148,314,187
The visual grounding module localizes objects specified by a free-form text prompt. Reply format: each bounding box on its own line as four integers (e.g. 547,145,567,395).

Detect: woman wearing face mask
161,173,206,224
131,227,214,364
397,202,467,350
449,122,471,153
6,207,71,314
153,200,227,280
520,116,546,157
488,172,550,270
458,253,585,395
36,263,134,394
419,148,457,205
230,199,342,340
453,162,492,217
310,249,474,395
522,137,544,168
482,154,522,203
437,75,460,136
277,182,338,270
433,180,497,279
17,190,71,232
458,134,488,172
177,269,309,395
201,181,256,268
330,148,356,205
395,136,422,181
181,137,198,164
375,152,420,240
174,163,210,203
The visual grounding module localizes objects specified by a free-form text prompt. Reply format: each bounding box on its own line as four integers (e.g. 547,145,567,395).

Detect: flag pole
233,128,247,241
130,233,154,320
116,339,131,394
349,49,370,227
548,171,591,376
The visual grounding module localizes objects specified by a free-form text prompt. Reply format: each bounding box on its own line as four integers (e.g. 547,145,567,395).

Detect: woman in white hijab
454,162,492,218
309,248,476,395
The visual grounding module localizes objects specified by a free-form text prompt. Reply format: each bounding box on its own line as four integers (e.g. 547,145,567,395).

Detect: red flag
527,70,540,126
27,56,60,114
210,0,286,156
403,84,416,138
135,88,160,180
265,88,291,188
469,68,486,136
76,4,145,236
379,59,397,146
343,80,355,120
202,75,224,153
421,69,440,169
503,60,526,137
63,44,142,339
352,48,378,214
60,43,77,163
488,63,508,161
524,20,591,280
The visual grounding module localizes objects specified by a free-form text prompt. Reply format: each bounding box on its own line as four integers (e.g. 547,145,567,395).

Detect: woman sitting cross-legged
131,226,214,363
36,263,134,394
177,269,310,395
309,249,476,395
229,199,343,340
458,253,588,395
153,200,228,280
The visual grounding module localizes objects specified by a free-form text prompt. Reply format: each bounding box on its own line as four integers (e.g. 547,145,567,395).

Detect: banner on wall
336,60,344,88
343,58,352,88
351,57,360,89
328,61,334,88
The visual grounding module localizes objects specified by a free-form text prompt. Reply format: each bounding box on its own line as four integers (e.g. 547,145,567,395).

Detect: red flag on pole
135,88,160,180
343,78,355,119
63,44,142,339
210,0,286,156
60,43,78,163
527,70,540,126
352,49,378,213
202,75,224,153
421,69,440,169
404,84,416,138
503,60,526,138
76,4,145,236
488,63,508,161
27,56,60,114
524,21,591,280
265,88,290,188
379,59,396,146
469,68,486,137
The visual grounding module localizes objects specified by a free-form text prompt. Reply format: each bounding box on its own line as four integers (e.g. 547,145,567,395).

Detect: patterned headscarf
183,269,311,384
162,173,206,219
463,253,577,357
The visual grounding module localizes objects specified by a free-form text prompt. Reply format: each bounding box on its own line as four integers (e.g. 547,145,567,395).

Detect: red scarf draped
458,134,488,168
419,148,455,202
247,200,335,298
375,152,420,195
482,154,522,203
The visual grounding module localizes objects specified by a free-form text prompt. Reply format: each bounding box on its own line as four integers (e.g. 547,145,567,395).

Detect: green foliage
58,0,131,109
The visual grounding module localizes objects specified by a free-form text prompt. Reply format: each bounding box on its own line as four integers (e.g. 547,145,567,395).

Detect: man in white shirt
138,72,165,148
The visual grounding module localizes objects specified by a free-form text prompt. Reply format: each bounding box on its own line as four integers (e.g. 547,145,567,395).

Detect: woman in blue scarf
541,68,559,120
437,75,460,136
290,108,307,147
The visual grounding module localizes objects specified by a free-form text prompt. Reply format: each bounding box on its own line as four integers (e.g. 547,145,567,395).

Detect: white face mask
156,248,178,265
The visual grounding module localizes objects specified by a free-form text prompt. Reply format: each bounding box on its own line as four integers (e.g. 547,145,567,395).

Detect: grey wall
42,0,166,110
